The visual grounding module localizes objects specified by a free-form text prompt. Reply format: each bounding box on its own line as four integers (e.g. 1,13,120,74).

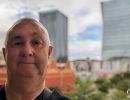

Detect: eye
14,42,22,45
32,40,43,47
12,41,23,47
10,36,23,47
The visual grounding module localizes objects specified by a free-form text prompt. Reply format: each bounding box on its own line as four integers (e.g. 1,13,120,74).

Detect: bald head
5,18,51,48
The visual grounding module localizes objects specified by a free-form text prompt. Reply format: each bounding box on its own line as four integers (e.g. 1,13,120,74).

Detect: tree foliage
65,72,130,100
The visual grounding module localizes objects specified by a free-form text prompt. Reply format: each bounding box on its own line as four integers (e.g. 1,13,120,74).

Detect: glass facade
102,0,130,60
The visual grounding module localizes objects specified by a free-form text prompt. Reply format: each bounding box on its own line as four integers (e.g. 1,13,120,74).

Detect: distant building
39,10,68,62
0,51,4,60
71,59,103,80
101,0,130,60
0,60,6,84
71,58,130,80
0,60,6,67
46,60,75,93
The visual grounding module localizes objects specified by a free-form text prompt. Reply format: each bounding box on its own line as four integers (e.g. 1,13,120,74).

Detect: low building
46,60,75,93
71,59,103,80
71,58,130,80
0,60,6,84
0,51,4,60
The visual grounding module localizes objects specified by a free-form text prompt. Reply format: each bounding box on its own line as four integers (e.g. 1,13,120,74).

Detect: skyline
0,0,111,60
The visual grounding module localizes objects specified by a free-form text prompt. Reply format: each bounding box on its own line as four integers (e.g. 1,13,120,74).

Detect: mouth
21,62,34,64
18,59,35,64
19,62,35,64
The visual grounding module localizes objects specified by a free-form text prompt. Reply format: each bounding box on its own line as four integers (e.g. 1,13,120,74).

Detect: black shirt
0,85,70,100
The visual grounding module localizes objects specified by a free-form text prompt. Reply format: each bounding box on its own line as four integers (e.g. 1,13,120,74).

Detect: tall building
101,0,130,60
39,10,68,62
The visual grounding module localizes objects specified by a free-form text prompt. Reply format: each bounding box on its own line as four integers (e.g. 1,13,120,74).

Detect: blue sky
0,0,110,60
77,24,102,41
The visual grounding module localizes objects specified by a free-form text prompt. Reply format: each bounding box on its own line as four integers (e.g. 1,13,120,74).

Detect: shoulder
49,90,70,100
0,85,2,88
43,88,70,100
0,85,6,100
0,85,5,94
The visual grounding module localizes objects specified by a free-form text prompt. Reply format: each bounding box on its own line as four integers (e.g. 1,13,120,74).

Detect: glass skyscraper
102,0,130,60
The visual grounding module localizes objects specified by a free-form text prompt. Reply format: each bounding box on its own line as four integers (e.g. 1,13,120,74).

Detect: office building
39,10,68,62
102,0,130,60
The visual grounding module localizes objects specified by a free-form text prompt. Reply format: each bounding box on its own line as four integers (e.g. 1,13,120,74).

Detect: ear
2,48,6,60
48,46,53,57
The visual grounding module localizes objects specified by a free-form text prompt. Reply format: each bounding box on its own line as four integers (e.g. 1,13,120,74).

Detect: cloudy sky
0,0,110,60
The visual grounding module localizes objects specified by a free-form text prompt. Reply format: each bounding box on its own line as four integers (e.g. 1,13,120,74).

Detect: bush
98,80,112,93
87,91,105,100
123,72,130,79
95,79,104,85
115,79,130,92
110,75,121,84
49,86,61,92
106,89,127,100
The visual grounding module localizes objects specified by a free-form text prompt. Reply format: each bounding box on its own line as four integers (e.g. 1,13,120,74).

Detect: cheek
38,53,48,67
6,50,19,67
36,50,49,73
37,48,49,62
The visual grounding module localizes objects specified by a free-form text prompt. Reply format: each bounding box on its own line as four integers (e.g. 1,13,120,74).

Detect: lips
19,62,34,64
18,58,35,64
18,61,35,65
18,62,35,68
19,61,35,64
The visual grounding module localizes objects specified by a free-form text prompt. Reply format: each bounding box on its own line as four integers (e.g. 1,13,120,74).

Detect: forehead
8,21,47,39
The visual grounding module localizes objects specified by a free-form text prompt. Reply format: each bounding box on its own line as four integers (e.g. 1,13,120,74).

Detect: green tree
98,80,112,93
106,89,128,100
87,91,105,100
110,75,121,85
71,77,97,100
115,79,130,92
123,72,130,79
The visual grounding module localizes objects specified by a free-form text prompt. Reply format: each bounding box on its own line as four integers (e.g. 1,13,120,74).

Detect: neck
5,82,45,100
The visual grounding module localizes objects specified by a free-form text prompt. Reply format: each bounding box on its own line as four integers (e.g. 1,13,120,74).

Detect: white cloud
0,0,107,60
69,39,102,60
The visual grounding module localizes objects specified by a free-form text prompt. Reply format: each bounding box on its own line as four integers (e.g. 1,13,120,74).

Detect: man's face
3,21,52,82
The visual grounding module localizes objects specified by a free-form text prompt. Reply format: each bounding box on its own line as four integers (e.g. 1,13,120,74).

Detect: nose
20,44,34,57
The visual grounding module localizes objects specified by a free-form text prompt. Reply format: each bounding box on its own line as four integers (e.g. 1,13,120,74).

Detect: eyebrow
10,36,23,41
